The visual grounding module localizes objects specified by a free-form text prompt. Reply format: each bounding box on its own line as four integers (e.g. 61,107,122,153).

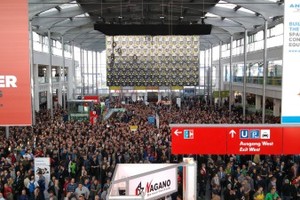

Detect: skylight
60,1,78,10
39,8,58,16
75,13,90,18
238,7,256,14
215,0,237,9
205,12,220,18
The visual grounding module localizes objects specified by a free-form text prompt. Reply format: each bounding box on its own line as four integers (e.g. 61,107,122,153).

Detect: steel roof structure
29,0,284,51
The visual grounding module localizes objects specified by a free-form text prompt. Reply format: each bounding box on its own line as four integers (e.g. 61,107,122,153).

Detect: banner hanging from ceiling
0,0,32,125
282,1,300,124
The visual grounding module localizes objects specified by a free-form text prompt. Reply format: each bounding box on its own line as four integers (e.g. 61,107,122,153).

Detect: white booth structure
107,160,197,200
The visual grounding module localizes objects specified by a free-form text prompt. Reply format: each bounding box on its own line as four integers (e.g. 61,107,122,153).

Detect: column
273,99,281,117
29,21,36,124
92,51,95,94
57,66,62,106
46,64,51,109
47,30,53,118
210,45,213,106
68,42,75,100
229,36,233,111
203,49,206,104
144,92,148,103
61,36,66,109
34,64,40,112
158,92,162,101
96,52,99,96
255,95,262,110
86,50,89,94
262,20,268,123
218,41,222,107
80,48,84,96
243,29,248,120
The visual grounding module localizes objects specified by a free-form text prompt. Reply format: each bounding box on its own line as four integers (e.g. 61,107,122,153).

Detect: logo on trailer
184,129,194,139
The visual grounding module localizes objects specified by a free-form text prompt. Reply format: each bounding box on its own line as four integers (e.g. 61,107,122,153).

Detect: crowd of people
0,99,298,200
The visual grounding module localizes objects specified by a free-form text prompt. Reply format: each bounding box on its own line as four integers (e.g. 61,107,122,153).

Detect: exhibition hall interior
1,0,299,200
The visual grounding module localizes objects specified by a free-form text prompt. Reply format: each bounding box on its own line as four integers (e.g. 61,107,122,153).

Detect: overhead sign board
171,125,300,155
0,0,31,125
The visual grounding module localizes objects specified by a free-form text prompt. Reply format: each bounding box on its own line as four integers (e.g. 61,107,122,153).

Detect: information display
171,125,300,155
106,36,199,87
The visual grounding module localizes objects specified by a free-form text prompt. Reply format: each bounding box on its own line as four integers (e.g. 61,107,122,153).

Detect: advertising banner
108,164,178,200
0,1,31,125
83,95,99,103
34,157,51,190
282,1,300,124
128,168,177,200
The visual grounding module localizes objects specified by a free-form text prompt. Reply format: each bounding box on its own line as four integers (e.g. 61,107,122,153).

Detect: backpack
29,182,35,193
38,178,46,191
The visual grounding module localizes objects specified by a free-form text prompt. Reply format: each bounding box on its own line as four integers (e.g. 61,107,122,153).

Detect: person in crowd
48,190,58,200
223,183,236,200
74,183,89,200
253,186,264,200
265,187,281,200
18,190,28,200
0,192,5,200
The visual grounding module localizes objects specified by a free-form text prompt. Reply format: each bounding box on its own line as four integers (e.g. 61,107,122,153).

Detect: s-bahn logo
135,179,171,196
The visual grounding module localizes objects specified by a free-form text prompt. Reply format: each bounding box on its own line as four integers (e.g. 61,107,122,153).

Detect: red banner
171,125,300,155
83,95,99,103
0,1,31,125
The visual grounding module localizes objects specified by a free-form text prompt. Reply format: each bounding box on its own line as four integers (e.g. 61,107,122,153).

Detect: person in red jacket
3,183,13,200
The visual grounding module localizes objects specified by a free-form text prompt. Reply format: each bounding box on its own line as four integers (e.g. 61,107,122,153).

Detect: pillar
47,30,53,118
144,92,148,103
68,42,75,100
218,41,222,107
229,35,233,111
158,93,162,101
262,20,268,123
243,29,248,120
255,95,262,110
273,99,281,117
46,64,52,110
57,66,62,106
34,64,40,112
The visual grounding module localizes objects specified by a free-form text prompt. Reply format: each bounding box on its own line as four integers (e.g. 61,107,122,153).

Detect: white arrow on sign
174,129,182,136
229,130,236,138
